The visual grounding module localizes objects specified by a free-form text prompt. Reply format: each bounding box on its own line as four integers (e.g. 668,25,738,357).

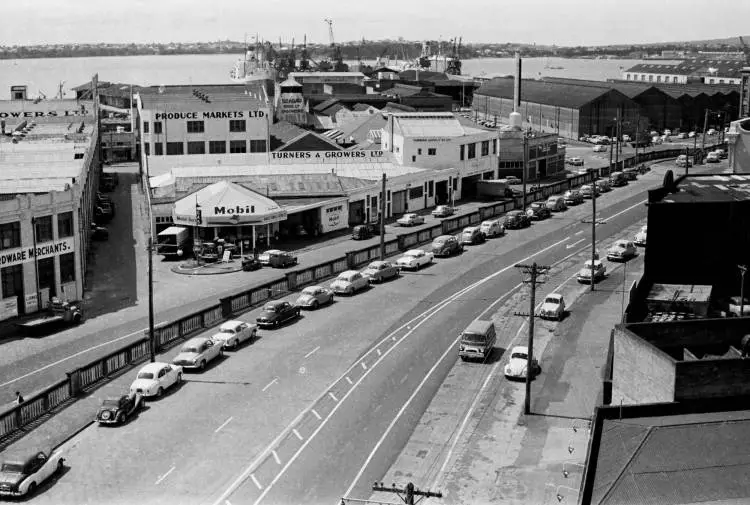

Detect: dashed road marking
271,450,281,465
292,429,304,441
345,377,353,385
155,466,175,485
328,392,339,402
250,474,263,490
311,409,322,420
376,349,382,356
262,378,278,392
575,230,584,236
214,417,233,433
361,362,368,370
304,346,320,359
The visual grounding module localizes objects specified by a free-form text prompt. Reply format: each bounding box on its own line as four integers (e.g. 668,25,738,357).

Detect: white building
623,61,743,85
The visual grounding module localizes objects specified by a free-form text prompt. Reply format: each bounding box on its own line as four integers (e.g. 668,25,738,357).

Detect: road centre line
262,378,278,392
575,230,584,236
155,466,176,486
304,346,320,359
214,417,234,434
215,235,573,505
566,238,586,249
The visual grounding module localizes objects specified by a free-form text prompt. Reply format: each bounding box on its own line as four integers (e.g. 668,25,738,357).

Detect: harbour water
0,54,645,100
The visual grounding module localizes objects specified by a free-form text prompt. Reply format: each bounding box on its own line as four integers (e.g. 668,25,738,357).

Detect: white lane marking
604,199,647,221
565,238,586,250
361,362,368,370
376,349,382,356
575,230,584,236
304,346,320,359
225,501,232,505
250,474,263,490
292,429,303,441
155,466,176,485
214,417,234,434
345,377,353,385
328,392,339,402
311,409,322,420
271,450,281,465
212,235,582,505
262,378,278,392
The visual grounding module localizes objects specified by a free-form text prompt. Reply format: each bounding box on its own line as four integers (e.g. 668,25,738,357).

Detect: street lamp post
739,264,748,317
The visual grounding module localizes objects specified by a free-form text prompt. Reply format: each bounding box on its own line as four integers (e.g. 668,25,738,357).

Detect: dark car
525,202,551,220
563,190,584,206
259,250,298,268
460,226,486,245
91,223,109,241
504,210,530,229
351,223,380,240
430,235,463,257
95,393,144,425
622,168,639,181
94,201,115,222
256,300,301,328
241,256,262,271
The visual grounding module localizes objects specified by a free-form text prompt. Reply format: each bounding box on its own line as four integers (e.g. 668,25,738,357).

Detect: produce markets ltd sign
0,237,75,268
271,150,386,164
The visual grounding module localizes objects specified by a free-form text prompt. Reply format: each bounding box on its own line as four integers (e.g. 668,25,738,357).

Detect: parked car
607,239,637,261
295,285,334,309
0,449,65,497
396,213,425,227
622,134,631,142
609,172,627,187
431,205,454,218
95,393,144,425
504,346,541,380
706,151,720,163
431,235,463,257
130,362,182,398
361,261,399,283
593,144,607,152
716,148,728,159
677,132,688,139
330,270,370,294
258,250,298,268
707,128,717,135
395,249,434,270
540,293,566,321
546,195,567,212
256,301,301,328
566,157,584,166
577,259,607,284
504,210,531,229
580,184,598,199
210,320,257,349
479,219,505,238
663,129,672,136
563,189,584,206
652,136,663,145
460,226,486,245
172,336,222,371
526,202,551,220
634,225,648,246
676,154,693,167
91,223,109,241
622,167,639,181
595,179,612,192
241,256,262,271
351,223,380,240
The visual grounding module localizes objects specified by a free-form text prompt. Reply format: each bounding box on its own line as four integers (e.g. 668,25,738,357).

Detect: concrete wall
611,325,676,405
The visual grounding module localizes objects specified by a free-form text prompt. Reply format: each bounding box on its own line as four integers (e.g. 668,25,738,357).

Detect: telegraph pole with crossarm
514,262,550,415
371,482,442,505
581,168,606,292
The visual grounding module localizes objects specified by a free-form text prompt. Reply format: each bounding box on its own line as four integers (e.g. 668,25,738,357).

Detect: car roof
262,249,282,254
463,226,478,232
1,450,49,466
340,270,359,276
481,219,500,224
584,259,603,267
545,293,563,300
403,213,417,217
434,234,453,240
510,346,529,354
367,261,387,267
220,320,245,329
184,336,210,345
139,362,170,373
614,239,630,245
265,300,286,307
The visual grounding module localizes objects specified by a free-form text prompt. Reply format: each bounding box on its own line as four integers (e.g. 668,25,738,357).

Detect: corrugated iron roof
392,115,467,137
476,77,626,109
626,59,745,78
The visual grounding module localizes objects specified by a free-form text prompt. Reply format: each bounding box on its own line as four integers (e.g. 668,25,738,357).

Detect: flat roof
654,174,750,203
646,283,712,303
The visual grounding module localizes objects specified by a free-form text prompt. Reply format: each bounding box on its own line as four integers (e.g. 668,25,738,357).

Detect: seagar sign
279,95,304,112
0,237,75,268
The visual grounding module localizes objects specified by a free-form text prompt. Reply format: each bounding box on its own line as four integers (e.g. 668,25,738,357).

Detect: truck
16,297,83,335
156,226,192,259
476,180,520,200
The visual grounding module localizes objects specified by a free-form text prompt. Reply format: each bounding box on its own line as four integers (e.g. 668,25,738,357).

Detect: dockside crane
446,36,463,75
299,34,311,72
323,18,349,72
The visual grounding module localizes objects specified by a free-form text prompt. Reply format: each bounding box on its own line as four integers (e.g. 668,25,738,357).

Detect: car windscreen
301,288,317,295
137,372,154,380
182,347,199,353
263,304,277,311
102,399,121,407
544,297,558,304
511,352,528,360
461,333,489,344
0,463,24,473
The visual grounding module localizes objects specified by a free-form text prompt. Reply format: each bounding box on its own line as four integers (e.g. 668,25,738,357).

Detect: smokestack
509,52,522,130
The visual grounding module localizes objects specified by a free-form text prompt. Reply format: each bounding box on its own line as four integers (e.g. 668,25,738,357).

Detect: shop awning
173,181,287,227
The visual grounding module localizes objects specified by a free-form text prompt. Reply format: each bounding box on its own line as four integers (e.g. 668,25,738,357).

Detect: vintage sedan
460,226,485,245
395,249,434,270
330,270,370,295
540,294,566,321
130,362,182,398
504,346,541,380
95,392,144,425
172,336,222,371
563,190,584,206
607,239,637,262
361,261,399,283
504,210,531,229
431,205,454,218
526,202,551,220
0,449,65,497
546,196,567,212
479,219,505,238
256,301,301,327
295,285,334,309
592,144,607,152
267,250,298,268
241,256,262,271
431,235,463,257
577,260,607,284
595,179,612,192
211,320,257,350
566,157,584,166
634,225,648,246
258,249,282,266
396,213,425,227
580,184,599,199
706,151,720,163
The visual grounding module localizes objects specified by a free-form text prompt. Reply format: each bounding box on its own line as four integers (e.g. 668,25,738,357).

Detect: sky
3,0,749,47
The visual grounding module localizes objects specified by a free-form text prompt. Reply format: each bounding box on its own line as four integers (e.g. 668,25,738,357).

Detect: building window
209,141,226,154
657,75,662,82
1,265,23,298
143,121,149,133
38,257,55,290
0,222,21,250
641,75,645,81
648,75,653,82
229,120,246,132
460,144,465,160
154,142,164,155
409,186,423,199
229,140,247,153
719,79,724,84
57,212,73,238
428,180,434,197
481,140,489,156
187,120,205,133
250,139,267,153
412,156,416,162
626,74,631,80
187,141,206,154
60,252,75,284
166,142,184,155
144,143,150,156
428,148,437,156
493,138,497,154
34,216,53,243
153,121,163,134
395,146,400,153
709,78,715,84
468,143,476,159
417,148,422,155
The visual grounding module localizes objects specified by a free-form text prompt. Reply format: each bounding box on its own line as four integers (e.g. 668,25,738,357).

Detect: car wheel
416,262,421,270
231,340,239,351
156,387,164,398
120,411,127,423
27,482,37,496
176,373,182,383
57,459,64,473
199,360,206,371
312,301,319,310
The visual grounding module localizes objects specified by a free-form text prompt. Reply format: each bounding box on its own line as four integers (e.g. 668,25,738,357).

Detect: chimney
509,53,522,130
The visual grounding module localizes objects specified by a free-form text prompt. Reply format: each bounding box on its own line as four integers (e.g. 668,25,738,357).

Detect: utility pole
372,482,442,505
608,128,614,177
522,132,529,212
684,146,690,176
380,173,386,260
701,109,709,156
582,168,606,292
148,237,156,362
739,264,748,317
634,116,640,166
514,262,550,415
614,109,621,170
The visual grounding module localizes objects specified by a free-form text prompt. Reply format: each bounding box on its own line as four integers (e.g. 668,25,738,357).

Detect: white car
663,129,672,136
480,219,505,238
330,270,369,295
130,362,183,398
258,249,282,265
295,285,335,309
566,157,584,166
172,336,223,371
395,249,434,270
726,296,750,317
431,205,454,218
606,239,637,261
707,128,717,135
706,151,720,163
622,134,631,142
688,131,696,138
0,449,65,497
504,346,541,380
677,132,688,139
211,320,257,350
577,259,606,284
634,225,647,246
593,144,607,152
540,293,566,321
396,213,425,227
